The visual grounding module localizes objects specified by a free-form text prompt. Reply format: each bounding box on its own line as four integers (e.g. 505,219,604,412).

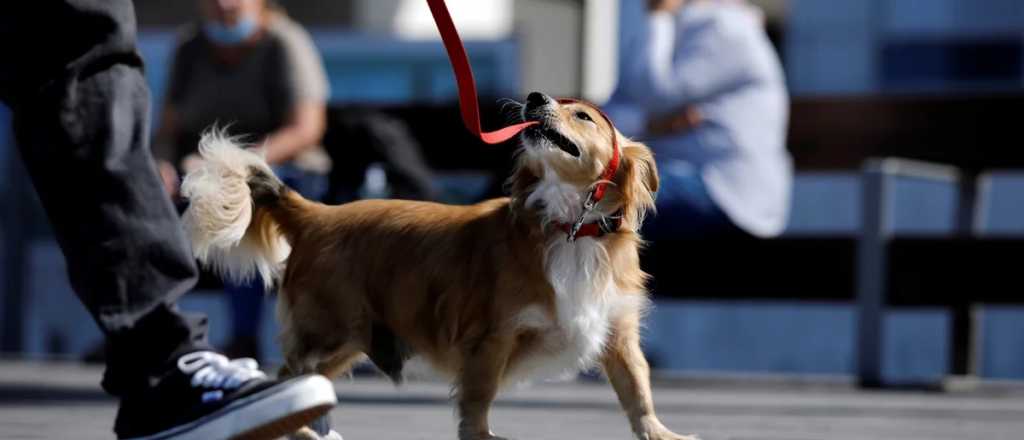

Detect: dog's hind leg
278,315,364,440
282,345,361,440
317,342,367,379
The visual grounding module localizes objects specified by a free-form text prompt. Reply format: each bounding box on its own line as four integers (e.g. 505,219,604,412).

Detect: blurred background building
2,0,1023,385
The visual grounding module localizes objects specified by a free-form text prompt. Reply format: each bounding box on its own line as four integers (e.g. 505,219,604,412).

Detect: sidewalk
2,360,1024,439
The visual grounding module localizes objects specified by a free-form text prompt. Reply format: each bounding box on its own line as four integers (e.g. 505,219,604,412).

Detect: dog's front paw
644,431,699,440
638,416,699,440
459,430,511,440
288,427,320,440
289,427,344,440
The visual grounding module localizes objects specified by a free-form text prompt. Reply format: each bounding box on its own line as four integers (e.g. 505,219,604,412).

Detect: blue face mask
203,15,258,46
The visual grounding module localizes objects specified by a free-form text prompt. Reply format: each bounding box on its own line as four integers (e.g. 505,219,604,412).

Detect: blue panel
137,31,178,113
881,309,949,384
787,0,1024,94
427,61,502,103
0,104,11,195
642,300,856,374
311,32,520,104
980,306,1024,379
644,301,954,380
24,241,102,357
977,172,1024,236
327,63,417,103
785,38,877,95
786,173,960,236
0,105,9,332
788,0,873,30
889,176,958,235
785,172,860,235
882,0,960,35
883,0,1024,36
785,0,875,94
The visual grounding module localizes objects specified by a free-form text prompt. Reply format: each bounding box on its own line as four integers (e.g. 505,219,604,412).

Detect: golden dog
182,92,693,440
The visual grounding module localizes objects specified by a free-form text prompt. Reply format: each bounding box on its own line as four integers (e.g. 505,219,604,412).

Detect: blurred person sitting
153,0,330,359
606,0,792,239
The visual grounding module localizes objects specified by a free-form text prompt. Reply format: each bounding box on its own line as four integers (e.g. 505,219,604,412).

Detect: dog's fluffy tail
181,130,304,288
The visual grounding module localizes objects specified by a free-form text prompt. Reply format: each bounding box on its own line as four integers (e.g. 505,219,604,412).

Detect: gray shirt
608,2,792,237
157,13,329,165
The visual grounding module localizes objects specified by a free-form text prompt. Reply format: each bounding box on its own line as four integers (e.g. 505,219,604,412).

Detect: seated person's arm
646,105,702,136
262,101,326,165
262,20,330,165
623,0,756,112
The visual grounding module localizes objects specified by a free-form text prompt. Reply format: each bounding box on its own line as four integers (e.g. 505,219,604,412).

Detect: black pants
0,0,208,397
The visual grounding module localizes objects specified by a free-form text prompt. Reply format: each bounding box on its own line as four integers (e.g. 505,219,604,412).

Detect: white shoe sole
123,375,337,440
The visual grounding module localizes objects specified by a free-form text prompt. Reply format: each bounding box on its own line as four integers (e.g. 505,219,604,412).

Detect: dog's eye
575,111,593,122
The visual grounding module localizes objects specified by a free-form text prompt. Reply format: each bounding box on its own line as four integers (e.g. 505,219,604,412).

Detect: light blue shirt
606,1,792,237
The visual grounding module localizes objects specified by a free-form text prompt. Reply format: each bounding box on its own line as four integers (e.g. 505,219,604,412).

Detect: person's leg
1,0,207,398
224,279,265,358
276,162,328,202
1,2,336,439
643,160,741,239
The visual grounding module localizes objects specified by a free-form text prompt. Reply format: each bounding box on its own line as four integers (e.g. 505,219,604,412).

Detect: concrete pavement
2,360,1024,439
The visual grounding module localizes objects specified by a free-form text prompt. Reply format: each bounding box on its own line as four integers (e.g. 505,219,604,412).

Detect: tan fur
185,99,693,440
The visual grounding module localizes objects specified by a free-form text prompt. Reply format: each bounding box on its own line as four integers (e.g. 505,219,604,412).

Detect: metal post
950,172,980,377
856,160,891,388
1,139,27,353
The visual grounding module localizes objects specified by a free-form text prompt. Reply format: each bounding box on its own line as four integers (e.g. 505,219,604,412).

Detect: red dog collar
554,211,624,240
556,98,622,242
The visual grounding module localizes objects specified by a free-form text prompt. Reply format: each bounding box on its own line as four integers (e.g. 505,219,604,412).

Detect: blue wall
787,0,1024,95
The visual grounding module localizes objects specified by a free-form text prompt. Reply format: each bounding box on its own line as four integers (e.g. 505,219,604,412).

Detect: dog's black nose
525,92,552,111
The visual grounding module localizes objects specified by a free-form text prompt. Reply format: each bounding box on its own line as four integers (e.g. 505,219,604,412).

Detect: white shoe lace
177,351,267,390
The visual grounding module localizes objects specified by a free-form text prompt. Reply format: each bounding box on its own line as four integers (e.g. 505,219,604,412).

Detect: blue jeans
225,164,326,343
643,160,740,239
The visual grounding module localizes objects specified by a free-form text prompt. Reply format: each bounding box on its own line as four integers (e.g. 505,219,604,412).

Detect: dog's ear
617,140,659,227
621,141,658,195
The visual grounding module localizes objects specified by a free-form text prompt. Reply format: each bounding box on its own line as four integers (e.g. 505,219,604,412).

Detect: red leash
426,0,537,144
427,0,621,241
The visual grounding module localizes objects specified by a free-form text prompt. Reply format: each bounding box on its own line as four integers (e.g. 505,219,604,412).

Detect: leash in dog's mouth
523,124,582,158
426,0,537,144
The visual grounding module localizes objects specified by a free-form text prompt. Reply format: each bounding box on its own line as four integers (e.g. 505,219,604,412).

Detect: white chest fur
508,164,640,382
509,238,637,383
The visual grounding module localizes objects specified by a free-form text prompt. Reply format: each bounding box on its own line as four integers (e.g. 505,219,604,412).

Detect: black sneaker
115,350,337,440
